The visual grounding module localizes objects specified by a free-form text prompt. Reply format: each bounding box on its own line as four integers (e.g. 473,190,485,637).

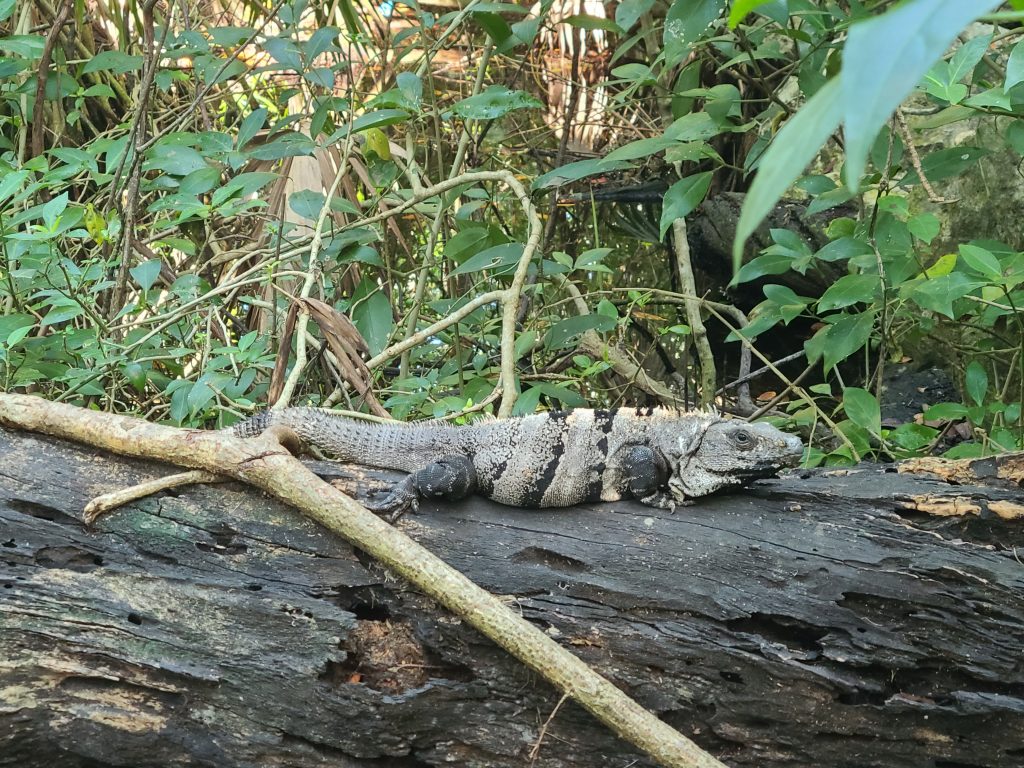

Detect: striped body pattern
233,406,804,513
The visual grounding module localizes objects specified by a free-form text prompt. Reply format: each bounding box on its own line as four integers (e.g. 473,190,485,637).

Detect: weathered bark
2,427,1023,768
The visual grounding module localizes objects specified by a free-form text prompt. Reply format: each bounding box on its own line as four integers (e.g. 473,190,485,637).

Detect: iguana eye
733,430,752,447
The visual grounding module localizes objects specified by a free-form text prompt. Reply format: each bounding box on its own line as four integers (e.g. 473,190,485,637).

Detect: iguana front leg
619,445,690,511
364,455,477,522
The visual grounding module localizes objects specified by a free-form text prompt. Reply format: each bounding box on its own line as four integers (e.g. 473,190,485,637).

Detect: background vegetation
2,0,1024,465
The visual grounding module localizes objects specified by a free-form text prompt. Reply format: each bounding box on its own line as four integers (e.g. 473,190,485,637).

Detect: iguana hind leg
364,455,477,522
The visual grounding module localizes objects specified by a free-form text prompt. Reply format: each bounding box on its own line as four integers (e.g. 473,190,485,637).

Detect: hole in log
9,498,80,526
725,612,826,654
719,670,744,684
127,613,143,625
512,546,590,573
349,601,390,621
325,620,429,692
246,584,263,591
194,524,248,556
34,546,105,572
2,539,15,548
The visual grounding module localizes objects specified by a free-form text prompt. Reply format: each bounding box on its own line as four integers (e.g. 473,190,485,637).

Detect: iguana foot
363,476,419,522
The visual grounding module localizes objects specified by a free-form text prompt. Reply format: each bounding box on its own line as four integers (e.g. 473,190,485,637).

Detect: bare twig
31,0,72,161
672,219,716,408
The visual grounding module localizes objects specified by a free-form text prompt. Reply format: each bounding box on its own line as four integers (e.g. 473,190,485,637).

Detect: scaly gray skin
232,407,804,519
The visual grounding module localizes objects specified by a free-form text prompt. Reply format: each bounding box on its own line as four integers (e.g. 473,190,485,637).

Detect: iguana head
662,416,804,501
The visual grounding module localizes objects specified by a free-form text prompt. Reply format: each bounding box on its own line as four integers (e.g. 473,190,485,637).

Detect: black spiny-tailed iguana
233,407,803,518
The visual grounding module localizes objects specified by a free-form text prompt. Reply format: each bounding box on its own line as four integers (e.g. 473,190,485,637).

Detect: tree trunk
1,427,1022,768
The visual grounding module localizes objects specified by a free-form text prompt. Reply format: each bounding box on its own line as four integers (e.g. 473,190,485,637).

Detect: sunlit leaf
444,86,542,120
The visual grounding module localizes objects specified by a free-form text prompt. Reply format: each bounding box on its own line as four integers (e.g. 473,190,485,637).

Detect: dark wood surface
2,426,1022,767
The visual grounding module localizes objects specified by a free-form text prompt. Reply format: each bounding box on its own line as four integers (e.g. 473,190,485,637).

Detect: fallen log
1,426,1023,767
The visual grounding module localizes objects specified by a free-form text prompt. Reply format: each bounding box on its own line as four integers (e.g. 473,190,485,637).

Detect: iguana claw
363,476,419,522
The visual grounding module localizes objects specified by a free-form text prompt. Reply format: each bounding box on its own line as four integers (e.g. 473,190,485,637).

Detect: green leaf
1006,39,1024,93
40,192,68,229
659,172,712,239
0,170,28,203
187,380,215,415
396,72,422,106
907,213,940,244
351,287,394,357
912,273,980,319
237,108,267,149
0,0,16,22
805,311,874,373
563,14,623,33
211,171,279,206
208,26,257,47
532,382,587,408
899,147,989,186
888,422,938,451
82,50,144,74
546,314,617,349
0,35,44,59
958,243,1002,279
179,166,222,196
763,284,809,323
843,387,881,436
444,86,542,120
349,109,410,134
450,243,524,277
817,274,880,312
445,226,493,263
605,136,679,162
289,190,327,221
1006,121,1024,156
732,252,794,284
815,237,873,263
923,402,969,421
965,361,988,407
40,298,83,326
728,0,775,28
615,0,655,32
244,132,315,160
840,0,1001,192
734,78,843,268
948,33,990,85
533,158,633,190
146,145,208,175
123,362,147,392
664,0,725,68
263,36,302,69
130,259,162,291
0,314,34,343
473,12,513,45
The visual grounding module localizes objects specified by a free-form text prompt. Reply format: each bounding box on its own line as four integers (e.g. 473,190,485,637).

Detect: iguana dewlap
233,407,803,518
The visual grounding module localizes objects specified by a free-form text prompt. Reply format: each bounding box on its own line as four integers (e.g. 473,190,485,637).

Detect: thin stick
84,470,224,524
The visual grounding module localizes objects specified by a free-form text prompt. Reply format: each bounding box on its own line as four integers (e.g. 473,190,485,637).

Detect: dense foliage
2,0,1024,464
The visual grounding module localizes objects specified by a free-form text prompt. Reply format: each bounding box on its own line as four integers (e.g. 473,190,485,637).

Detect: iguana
233,407,803,519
